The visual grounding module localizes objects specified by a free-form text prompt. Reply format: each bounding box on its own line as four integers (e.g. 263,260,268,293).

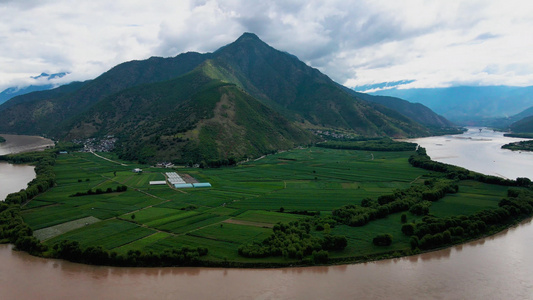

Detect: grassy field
20,148,511,264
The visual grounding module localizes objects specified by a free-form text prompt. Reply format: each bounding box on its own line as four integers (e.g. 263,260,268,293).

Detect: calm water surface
0,134,54,200
1,130,532,299
409,127,533,179
0,162,35,201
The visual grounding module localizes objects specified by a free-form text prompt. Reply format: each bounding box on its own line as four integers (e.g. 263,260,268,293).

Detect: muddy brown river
0,131,532,299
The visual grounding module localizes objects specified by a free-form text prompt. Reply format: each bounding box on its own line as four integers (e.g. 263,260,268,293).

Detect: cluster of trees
504,133,533,138
69,185,128,197
373,234,393,246
317,138,417,152
0,136,5,143
502,140,533,152
333,179,459,227
199,158,238,168
52,240,208,267
404,189,533,250
238,219,347,263
408,147,470,178
2,150,56,204
0,203,45,255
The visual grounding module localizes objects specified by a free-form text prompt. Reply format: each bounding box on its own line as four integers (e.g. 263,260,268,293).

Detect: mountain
346,90,454,128
202,33,432,137
0,33,444,163
64,66,314,163
483,105,533,129
0,72,69,105
509,115,533,133
370,86,533,125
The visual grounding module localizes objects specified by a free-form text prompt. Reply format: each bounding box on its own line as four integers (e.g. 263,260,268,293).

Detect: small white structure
149,181,167,185
132,168,143,173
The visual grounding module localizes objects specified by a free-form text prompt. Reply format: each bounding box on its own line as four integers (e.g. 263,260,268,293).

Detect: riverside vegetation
1,140,533,267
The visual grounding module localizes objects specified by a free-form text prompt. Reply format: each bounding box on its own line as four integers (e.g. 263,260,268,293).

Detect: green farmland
17,147,526,266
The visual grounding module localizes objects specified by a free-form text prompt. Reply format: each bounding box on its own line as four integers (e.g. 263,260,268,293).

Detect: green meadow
21,147,511,264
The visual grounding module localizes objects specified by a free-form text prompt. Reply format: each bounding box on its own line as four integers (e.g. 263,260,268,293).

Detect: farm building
174,183,194,188
166,172,185,184
192,183,212,188
132,168,142,173
149,181,167,185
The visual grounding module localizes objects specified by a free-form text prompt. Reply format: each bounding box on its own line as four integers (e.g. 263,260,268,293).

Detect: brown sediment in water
0,133,54,155
1,218,532,299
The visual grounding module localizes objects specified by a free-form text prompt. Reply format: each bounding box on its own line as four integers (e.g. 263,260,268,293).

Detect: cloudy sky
1,0,533,92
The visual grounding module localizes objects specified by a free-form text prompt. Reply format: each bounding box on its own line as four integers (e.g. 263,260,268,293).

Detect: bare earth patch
33,216,100,241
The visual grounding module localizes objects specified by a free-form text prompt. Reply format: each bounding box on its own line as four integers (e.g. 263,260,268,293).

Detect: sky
1,0,533,93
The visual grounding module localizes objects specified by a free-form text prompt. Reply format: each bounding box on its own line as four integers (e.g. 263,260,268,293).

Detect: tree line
332,179,460,227
404,189,533,250
69,185,128,197
317,138,417,152
52,240,208,267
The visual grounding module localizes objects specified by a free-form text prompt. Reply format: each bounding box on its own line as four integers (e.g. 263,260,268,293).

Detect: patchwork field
21,148,511,264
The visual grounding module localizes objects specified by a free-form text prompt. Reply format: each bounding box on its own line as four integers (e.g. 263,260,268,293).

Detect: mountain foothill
0,33,457,164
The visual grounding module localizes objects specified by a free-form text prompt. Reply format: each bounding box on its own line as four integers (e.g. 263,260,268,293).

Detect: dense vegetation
503,133,533,138
501,140,533,152
1,139,532,267
0,136,5,143
317,138,417,152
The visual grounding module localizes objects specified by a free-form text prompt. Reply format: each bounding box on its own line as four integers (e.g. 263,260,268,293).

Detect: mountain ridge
0,33,454,163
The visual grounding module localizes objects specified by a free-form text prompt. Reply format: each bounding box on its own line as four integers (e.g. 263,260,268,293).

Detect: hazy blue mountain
344,88,454,127
0,72,69,105
369,86,533,125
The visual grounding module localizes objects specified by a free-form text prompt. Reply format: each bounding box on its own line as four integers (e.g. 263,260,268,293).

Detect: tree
401,213,407,223
131,214,136,220
402,223,415,236
373,234,393,246
324,223,331,234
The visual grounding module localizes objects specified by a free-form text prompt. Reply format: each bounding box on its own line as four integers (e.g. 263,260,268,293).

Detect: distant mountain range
0,33,455,163
0,72,69,105
369,86,533,125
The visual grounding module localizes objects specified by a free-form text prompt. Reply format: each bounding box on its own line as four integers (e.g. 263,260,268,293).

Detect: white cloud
1,0,533,92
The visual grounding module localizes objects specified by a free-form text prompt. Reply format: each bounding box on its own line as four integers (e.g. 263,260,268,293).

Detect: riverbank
2,216,532,299
2,130,533,299
0,134,54,201
2,140,531,269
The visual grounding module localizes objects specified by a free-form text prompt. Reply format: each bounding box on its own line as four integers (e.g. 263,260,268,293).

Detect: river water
0,134,54,201
0,130,532,299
